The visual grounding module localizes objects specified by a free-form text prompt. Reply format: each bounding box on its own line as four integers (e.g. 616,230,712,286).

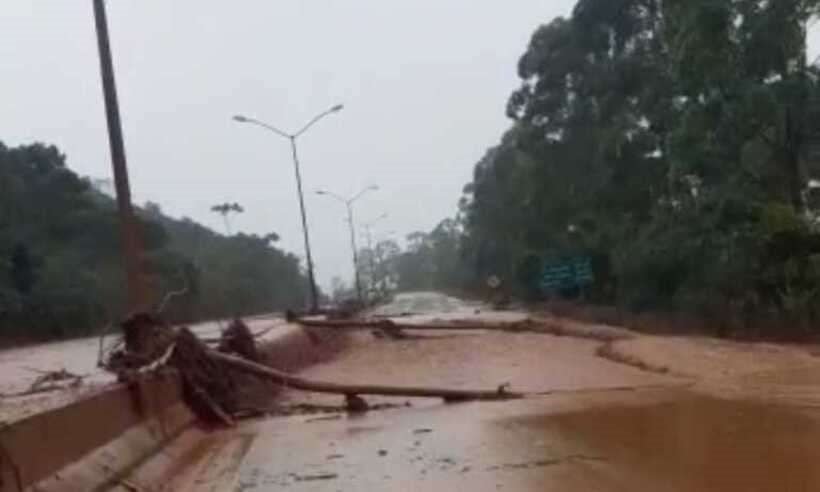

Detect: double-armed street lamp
316,186,379,304
233,104,343,313
361,213,389,251
361,213,389,296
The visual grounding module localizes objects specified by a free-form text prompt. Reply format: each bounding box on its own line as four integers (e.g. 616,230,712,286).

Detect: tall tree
457,0,820,331
0,141,310,341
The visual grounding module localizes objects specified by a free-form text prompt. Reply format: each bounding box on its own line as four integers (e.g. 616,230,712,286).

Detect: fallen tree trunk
208,350,522,402
296,317,634,342
296,317,538,333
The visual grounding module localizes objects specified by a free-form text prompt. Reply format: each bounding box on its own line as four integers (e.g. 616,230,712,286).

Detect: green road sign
541,256,593,290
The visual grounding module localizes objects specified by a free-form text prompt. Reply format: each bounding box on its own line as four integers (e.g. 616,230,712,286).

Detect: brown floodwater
227,391,820,491
524,394,820,491
221,326,820,492
109,299,820,491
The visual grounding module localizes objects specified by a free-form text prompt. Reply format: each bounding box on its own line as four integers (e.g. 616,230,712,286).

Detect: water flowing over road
154,293,820,491
5,294,820,490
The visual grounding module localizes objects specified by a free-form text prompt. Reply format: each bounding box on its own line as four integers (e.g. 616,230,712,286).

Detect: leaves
0,142,309,340
456,0,820,331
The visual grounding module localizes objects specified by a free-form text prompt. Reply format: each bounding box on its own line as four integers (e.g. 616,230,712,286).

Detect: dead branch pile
171,327,239,425
28,369,85,392
0,368,85,399
218,318,261,362
105,313,176,372
101,313,240,425
103,312,523,428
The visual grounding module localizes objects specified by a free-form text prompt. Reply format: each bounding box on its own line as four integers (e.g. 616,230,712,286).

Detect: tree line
0,141,309,341
384,0,820,335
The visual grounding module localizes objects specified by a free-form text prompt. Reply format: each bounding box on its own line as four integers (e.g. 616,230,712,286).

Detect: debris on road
218,318,261,362
99,312,525,428
210,349,524,402
294,314,633,342
28,368,85,391
293,472,338,482
345,393,369,413
596,341,671,374
0,368,86,399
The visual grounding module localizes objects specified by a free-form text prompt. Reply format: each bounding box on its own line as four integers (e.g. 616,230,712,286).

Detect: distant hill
0,141,308,341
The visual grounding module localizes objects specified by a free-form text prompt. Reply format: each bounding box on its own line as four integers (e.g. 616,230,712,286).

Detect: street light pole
316,186,379,305
361,213,388,297
346,203,362,303
288,136,319,312
361,213,388,251
233,105,342,313
92,0,148,312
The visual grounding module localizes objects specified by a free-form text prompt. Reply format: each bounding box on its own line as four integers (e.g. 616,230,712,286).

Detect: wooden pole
93,0,148,311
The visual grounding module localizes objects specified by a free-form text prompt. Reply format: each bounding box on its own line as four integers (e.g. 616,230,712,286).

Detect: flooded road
203,324,817,490
26,293,820,491
541,395,820,491
213,294,820,491
224,389,820,491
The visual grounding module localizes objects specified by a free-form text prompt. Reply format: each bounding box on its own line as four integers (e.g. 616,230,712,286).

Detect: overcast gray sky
7,2,817,290
1,1,576,288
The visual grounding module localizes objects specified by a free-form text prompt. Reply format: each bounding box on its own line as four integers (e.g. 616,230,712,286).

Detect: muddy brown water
103,307,820,491
223,390,820,491
529,395,820,491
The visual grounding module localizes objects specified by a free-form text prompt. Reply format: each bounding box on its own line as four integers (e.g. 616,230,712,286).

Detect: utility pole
93,0,148,311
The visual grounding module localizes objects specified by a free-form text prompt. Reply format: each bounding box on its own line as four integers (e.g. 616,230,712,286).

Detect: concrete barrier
0,375,191,492
0,324,348,492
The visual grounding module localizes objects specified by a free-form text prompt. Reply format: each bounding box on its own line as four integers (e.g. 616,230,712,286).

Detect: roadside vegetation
0,141,308,341
363,0,820,336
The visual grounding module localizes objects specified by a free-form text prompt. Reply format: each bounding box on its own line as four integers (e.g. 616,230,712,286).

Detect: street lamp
233,104,343,313
316,185,379,304
360,213,388,297
361,213,388,251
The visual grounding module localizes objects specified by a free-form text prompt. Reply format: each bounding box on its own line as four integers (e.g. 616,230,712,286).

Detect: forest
378,0,820,335
0,141,308,341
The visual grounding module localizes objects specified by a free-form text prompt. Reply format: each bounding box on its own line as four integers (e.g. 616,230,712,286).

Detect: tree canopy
392,0,820,334
0,141,308,341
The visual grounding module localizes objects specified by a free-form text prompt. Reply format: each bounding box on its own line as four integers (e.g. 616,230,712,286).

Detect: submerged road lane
126,293,820,491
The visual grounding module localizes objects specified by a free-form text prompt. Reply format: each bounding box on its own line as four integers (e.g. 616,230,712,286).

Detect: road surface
153,293,820,491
